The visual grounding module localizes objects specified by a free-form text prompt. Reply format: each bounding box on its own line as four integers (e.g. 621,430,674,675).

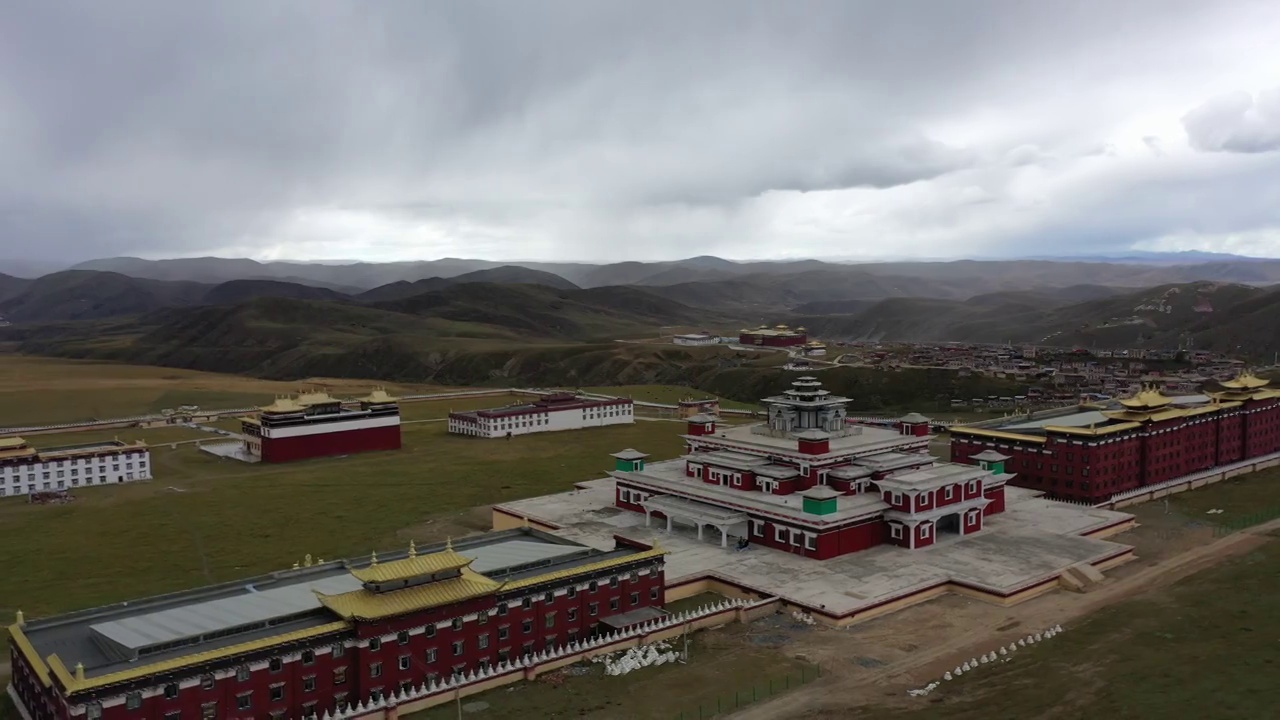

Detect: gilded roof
1044,421,1143,436
259,397,306,413
0,436,27,450
1117,386,1173,410
949,426,1047,444
0,447,38,460
295,391,341,406
1220,372,1270,390
348,548,472,583
360,388,400,404
316,567,502,620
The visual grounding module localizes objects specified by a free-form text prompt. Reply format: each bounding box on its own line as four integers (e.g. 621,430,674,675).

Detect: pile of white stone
593,641,680,676
907,624,1064,697
791,610,816,625
1205,508,1225,515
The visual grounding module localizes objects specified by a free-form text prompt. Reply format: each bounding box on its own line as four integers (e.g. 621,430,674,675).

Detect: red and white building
0,437,151,499
9,529,666,720
737,325,808,347
448,394,634,438
611,378,1010,559
241,390,401,464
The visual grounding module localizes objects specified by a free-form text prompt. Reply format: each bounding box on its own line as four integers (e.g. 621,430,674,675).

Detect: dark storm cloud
0,0,1278,263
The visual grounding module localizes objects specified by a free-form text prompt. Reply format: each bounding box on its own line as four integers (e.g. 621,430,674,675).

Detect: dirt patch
726,517,1280,720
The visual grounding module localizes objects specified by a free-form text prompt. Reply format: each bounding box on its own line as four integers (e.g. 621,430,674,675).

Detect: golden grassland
0,355,457,427
0,420,688,620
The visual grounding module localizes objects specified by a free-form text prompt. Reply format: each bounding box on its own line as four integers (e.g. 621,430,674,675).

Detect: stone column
666,515,673,532
720,527,728,548
697,523,704,541
645,510,652,528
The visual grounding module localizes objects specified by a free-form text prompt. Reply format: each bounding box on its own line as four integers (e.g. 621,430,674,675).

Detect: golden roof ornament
304,553,313,568
408,539,417,558
445,536,453,551
292,561,300,570
74,662,85,681
370,550,378,566
15,609,24,626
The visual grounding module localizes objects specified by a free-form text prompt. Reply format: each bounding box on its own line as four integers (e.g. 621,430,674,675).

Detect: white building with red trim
448,394,634,438
610,378,1011,559
0,436,151,498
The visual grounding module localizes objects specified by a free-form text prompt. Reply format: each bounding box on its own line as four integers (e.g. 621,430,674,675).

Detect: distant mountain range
3,252,1280,381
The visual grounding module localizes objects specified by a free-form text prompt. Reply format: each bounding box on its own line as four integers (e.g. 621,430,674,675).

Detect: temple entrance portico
938,512,961,536
641,495,748,548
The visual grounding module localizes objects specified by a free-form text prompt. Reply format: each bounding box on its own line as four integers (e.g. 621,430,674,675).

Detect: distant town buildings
241,390,402,463
952,373,1280,503
0,436,151,498
671,332,720,346
448,393,634,438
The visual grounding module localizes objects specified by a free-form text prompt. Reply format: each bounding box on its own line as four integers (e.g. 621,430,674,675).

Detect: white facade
672,334,719,346
449,401,635,438
0,446,152,498
259,413,400,439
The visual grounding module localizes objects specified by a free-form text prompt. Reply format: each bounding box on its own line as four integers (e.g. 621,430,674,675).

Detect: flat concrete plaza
495,480,1136,619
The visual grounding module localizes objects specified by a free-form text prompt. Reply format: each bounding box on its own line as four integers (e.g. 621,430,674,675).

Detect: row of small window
1,454,144,471
0,475,138,496
887,482,978,507
751,522,818,551
618,489,650,504
1,462,142,480
583,406,630,418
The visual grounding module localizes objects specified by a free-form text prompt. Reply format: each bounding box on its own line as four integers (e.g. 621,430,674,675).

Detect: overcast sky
2,1,1280,265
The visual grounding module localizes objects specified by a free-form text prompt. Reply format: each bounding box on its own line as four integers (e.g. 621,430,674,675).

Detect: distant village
833,341,1250,409
669,328,1257,411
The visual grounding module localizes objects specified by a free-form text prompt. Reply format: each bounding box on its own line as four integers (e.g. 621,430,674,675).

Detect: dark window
201,675,215,690
425,625,436,637
610,598,620,611
302,650,315,665
497,604,509,616
237,666,251,682
650,587,660,600
369,638,382,651
452,640,465,656
630,592,639,606
589,603,599,616
399,655,411,671
334,667,348,684
370,662,383,678
164,683,179,699
567,587,577,599
269,658,282,673
303,676,316,692
499,625,510,640
544,592,554,604
451,618,463,631
398,631,410,645
237,695,252,711
567,608,578,622
522,619,533,634
270,685,284,702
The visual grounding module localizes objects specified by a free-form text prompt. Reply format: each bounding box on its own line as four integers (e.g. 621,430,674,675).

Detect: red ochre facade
259,425,402,464
951,390,1280,503
9,536,665,720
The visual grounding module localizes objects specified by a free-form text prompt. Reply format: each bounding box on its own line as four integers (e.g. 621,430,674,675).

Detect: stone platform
494,480,1136,624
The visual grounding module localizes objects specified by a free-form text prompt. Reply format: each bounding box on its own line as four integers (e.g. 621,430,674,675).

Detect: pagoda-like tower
761,377,850,434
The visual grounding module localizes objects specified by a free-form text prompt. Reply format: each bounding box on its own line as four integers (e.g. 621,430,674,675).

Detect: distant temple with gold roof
240,388,402,463
738,324,808,347
952,372,1280,503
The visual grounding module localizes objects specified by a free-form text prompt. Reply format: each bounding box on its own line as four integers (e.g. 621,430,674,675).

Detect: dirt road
728,518,1280,720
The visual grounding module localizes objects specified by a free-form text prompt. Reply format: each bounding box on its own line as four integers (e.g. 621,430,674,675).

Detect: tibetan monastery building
9,529,666,720
611,378,1009,558
737,325,808,347
241,390,401,464
447,393,633,438
0,437,150,499
951,373,1280,503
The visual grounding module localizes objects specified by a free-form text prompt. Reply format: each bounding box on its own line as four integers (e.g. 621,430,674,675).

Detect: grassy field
0,355,449,427
849,534,1280,720
407,626,815,720
22,425,217,448
0,420,689,620
579,385,761,411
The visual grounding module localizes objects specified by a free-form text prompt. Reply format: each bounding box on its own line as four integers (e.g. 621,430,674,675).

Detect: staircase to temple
1058,562,1106,593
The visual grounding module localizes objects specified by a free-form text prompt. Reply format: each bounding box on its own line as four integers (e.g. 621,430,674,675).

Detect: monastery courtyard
496,479,1135,622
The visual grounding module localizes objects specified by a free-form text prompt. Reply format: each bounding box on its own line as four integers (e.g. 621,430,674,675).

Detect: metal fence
673,663,821,719
1212,507,1280,536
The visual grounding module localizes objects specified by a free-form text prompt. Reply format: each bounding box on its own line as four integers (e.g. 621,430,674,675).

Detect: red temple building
241,390,402,464
8,529,666,720
951,373,1280,503
737,324,808,347
610,378,1009,558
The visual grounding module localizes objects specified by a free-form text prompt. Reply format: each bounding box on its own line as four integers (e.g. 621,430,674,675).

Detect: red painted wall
982,486,1006,515
261,425,401,464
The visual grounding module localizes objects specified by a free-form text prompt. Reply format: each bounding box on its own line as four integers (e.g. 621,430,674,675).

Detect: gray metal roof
463,540,588,574
1003,410,1110,430
91,574,362,652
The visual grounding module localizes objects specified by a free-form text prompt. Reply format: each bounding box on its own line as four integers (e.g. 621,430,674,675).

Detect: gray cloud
1,1,1280,264
1183,87,1280,154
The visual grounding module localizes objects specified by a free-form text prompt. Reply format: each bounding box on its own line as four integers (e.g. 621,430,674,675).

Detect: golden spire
370,550,378,566
408,539,417,558
522,516,531,528
74,662,85,681
292,561,300,570
304,553,313,568
445,536,453,550
15,609,24,626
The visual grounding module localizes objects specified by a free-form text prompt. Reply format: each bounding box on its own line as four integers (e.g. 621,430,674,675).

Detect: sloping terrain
0,272,33,303
792,282,1275,349
358,265,578,302
0,271,212,323
202,279,351,305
